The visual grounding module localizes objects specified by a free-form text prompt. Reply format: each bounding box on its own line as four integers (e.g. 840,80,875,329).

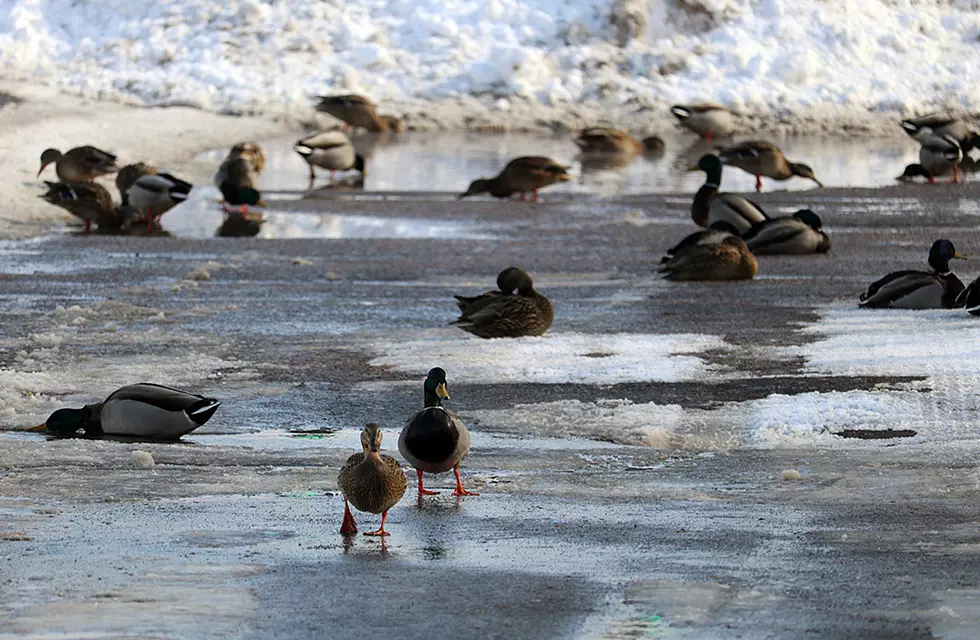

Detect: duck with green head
689,154,769,234
860,239,966,309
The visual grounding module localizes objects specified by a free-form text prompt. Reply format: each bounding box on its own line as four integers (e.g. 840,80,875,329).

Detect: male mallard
742,209,831,255
116,163,157,205
575,127,665,155
220,183,265,215
689,154,769,233
659,235,758,281
315,94,393,133
659,221,740,265
452,267,553,338
717,140,823,192
670,103,737,140
293,131,366,185
38,146,119,182
901,114,980,152
399,368,478,498
129,173,193,230
956,277,980,315
914,134,963,184
459,157,570,201
31,384,221,439
338,423,407,537
40,180,118,234
859,239,966,309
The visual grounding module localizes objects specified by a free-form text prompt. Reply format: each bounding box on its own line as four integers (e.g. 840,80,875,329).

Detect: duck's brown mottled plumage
38,146,119,182
575,127,663,155
338,423,407,536
659,236,758,281
452,267,553,338
41,180,119,233
459,156,571,200
315,94,396,132
717,140,822,191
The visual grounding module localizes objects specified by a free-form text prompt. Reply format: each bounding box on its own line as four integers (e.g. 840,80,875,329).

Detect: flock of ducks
27,96,980,535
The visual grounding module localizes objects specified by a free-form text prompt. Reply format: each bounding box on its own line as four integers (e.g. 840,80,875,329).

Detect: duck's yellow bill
955,253,968,260
26,423,47,432
257,200,267,208
435,383,450,400
686,165,700,172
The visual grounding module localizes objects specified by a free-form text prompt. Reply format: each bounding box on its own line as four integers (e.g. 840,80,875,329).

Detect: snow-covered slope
1,0,980,130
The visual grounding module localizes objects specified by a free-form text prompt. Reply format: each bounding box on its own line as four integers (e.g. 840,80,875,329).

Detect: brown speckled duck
338,423,407,537
575,127,664,155
659,235,758,281
40,181,119,233
459,157,570,201
315,94,398,133
452,267,553,338
717,140,823,192
38,146,119,182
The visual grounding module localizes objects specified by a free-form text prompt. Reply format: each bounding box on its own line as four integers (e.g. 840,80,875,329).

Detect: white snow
0,0,978,128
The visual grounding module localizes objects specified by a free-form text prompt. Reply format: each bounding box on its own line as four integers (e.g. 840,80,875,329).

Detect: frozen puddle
0,237,117,275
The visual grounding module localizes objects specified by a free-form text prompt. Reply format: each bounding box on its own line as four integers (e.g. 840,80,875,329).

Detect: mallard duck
338,423,407,536
742,209,831,255
459,157,571,201
315,94,392,133
115,163,157,205
229,142,265,174
956,277,980,315
378,114,405,133
293,131,366,184
30,384,221,439
220,182,265,215
40,181,118,233
129,173,193,230
659,235,758,281
717,140,823,192
912,134,963,184
38,146,119,182
689,154,769,233
659,221,740,265
452,267,553,338
213,144,263,192
670,103,737,140
575,127,665,155
901,114,980,152
859,239,966,309
399,368,478,497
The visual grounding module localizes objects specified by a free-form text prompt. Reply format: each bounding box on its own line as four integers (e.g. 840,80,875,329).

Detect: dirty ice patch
368,332,727,384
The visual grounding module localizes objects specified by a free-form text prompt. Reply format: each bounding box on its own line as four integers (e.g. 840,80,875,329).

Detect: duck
213,143,263,192
574,127,665,155
315,94,393,133
40,180,119,234
338,423,408,537
451,267,553,338
689,154,769,233
293,131,366,185
859,239,966,309
128,173,193,230
955,277,980,315
378,114,406,133
717,140,823,192
659,221,740,265
914,134,963,184
220,182,265,215
399,368,478,498
29,384,221,439
115,163,157,205
670,103,737,140
901,114,980,153
229,142,265,175
659,235,758,281
742,209,831,255
459,157,571,201
38,146,119,182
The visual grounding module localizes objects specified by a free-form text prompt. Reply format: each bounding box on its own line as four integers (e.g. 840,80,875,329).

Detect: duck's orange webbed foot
416,470,439,495
363,511,391,537
452,466,479,497
340,497,358,535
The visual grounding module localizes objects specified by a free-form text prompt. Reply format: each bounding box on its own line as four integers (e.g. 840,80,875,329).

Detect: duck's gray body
96,384,221,439
743,216,831,255
399,406,471,474
128,174,192,217
670,103,736,138
919,134,963,176
859,271,964,309
293,131,358,171
709,194,768,233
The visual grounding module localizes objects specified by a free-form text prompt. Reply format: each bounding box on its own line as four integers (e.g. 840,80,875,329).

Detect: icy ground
1,0,979,131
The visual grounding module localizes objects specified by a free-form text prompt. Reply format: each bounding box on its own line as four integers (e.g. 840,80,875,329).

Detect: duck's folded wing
859,271,938,307
107,384,210,412
743,219,805,249
298,131,352,150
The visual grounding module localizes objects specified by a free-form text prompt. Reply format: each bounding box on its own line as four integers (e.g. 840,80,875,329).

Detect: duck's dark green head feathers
497,267,533,294
361,422,383,453
221,184,265,207
690,154,723,174
897,164,931,181
43,408,87,435
424,368,450,402
459,179,489,199
793,209,823,230
929,239,966,273
354,154,367,174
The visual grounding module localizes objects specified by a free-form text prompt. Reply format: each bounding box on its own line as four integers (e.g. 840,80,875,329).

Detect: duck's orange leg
452,465,479,497
953,165,960,184
531,189,539,202
928,172,936,185
754,175,762,192
705,131,713,142
84,219,92,234
340,497,358,535
416,469,439,496
363,511,390,537
519,192,526,201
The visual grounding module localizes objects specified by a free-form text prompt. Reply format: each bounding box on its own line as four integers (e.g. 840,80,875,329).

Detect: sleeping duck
689,154,769,233
741,209,831,255
398,368,478,498
338,423,407,536
31,384,221,440
659,221,740,265
859,239,966,309
659,235,758,281
451,267,553,338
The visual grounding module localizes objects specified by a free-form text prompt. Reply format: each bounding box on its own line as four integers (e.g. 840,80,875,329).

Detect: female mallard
399,368,478,498
717,140,823,192
293,131,366,184
116,163,157,205
742,209,831,255
901,114,980,153
213,143,263,193
660,221,740,265
452,267,553,338
38,146,119,182
575,127,665,155
659,235,758,281
859,239,966,309
315,94,393,133
40,180,119,234
459,157,571,201
31,384,221,439
689,154,769,233
129,173,193,230
338,423,407,536
670,103,737,140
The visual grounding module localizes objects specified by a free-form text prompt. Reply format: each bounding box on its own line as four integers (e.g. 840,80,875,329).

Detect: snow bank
1,0,980,130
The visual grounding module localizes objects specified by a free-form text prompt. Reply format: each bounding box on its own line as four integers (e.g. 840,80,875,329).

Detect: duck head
928,239,966,274
459,179,489,199
896,164,932,182
29,407,87,435
360,423,383,454
37,149,63,178
790,163,823,187
423,367,450,406
354,154,367,175
221,185,265,208
496,266,534,294
792,209,823,230
688,154,723,186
